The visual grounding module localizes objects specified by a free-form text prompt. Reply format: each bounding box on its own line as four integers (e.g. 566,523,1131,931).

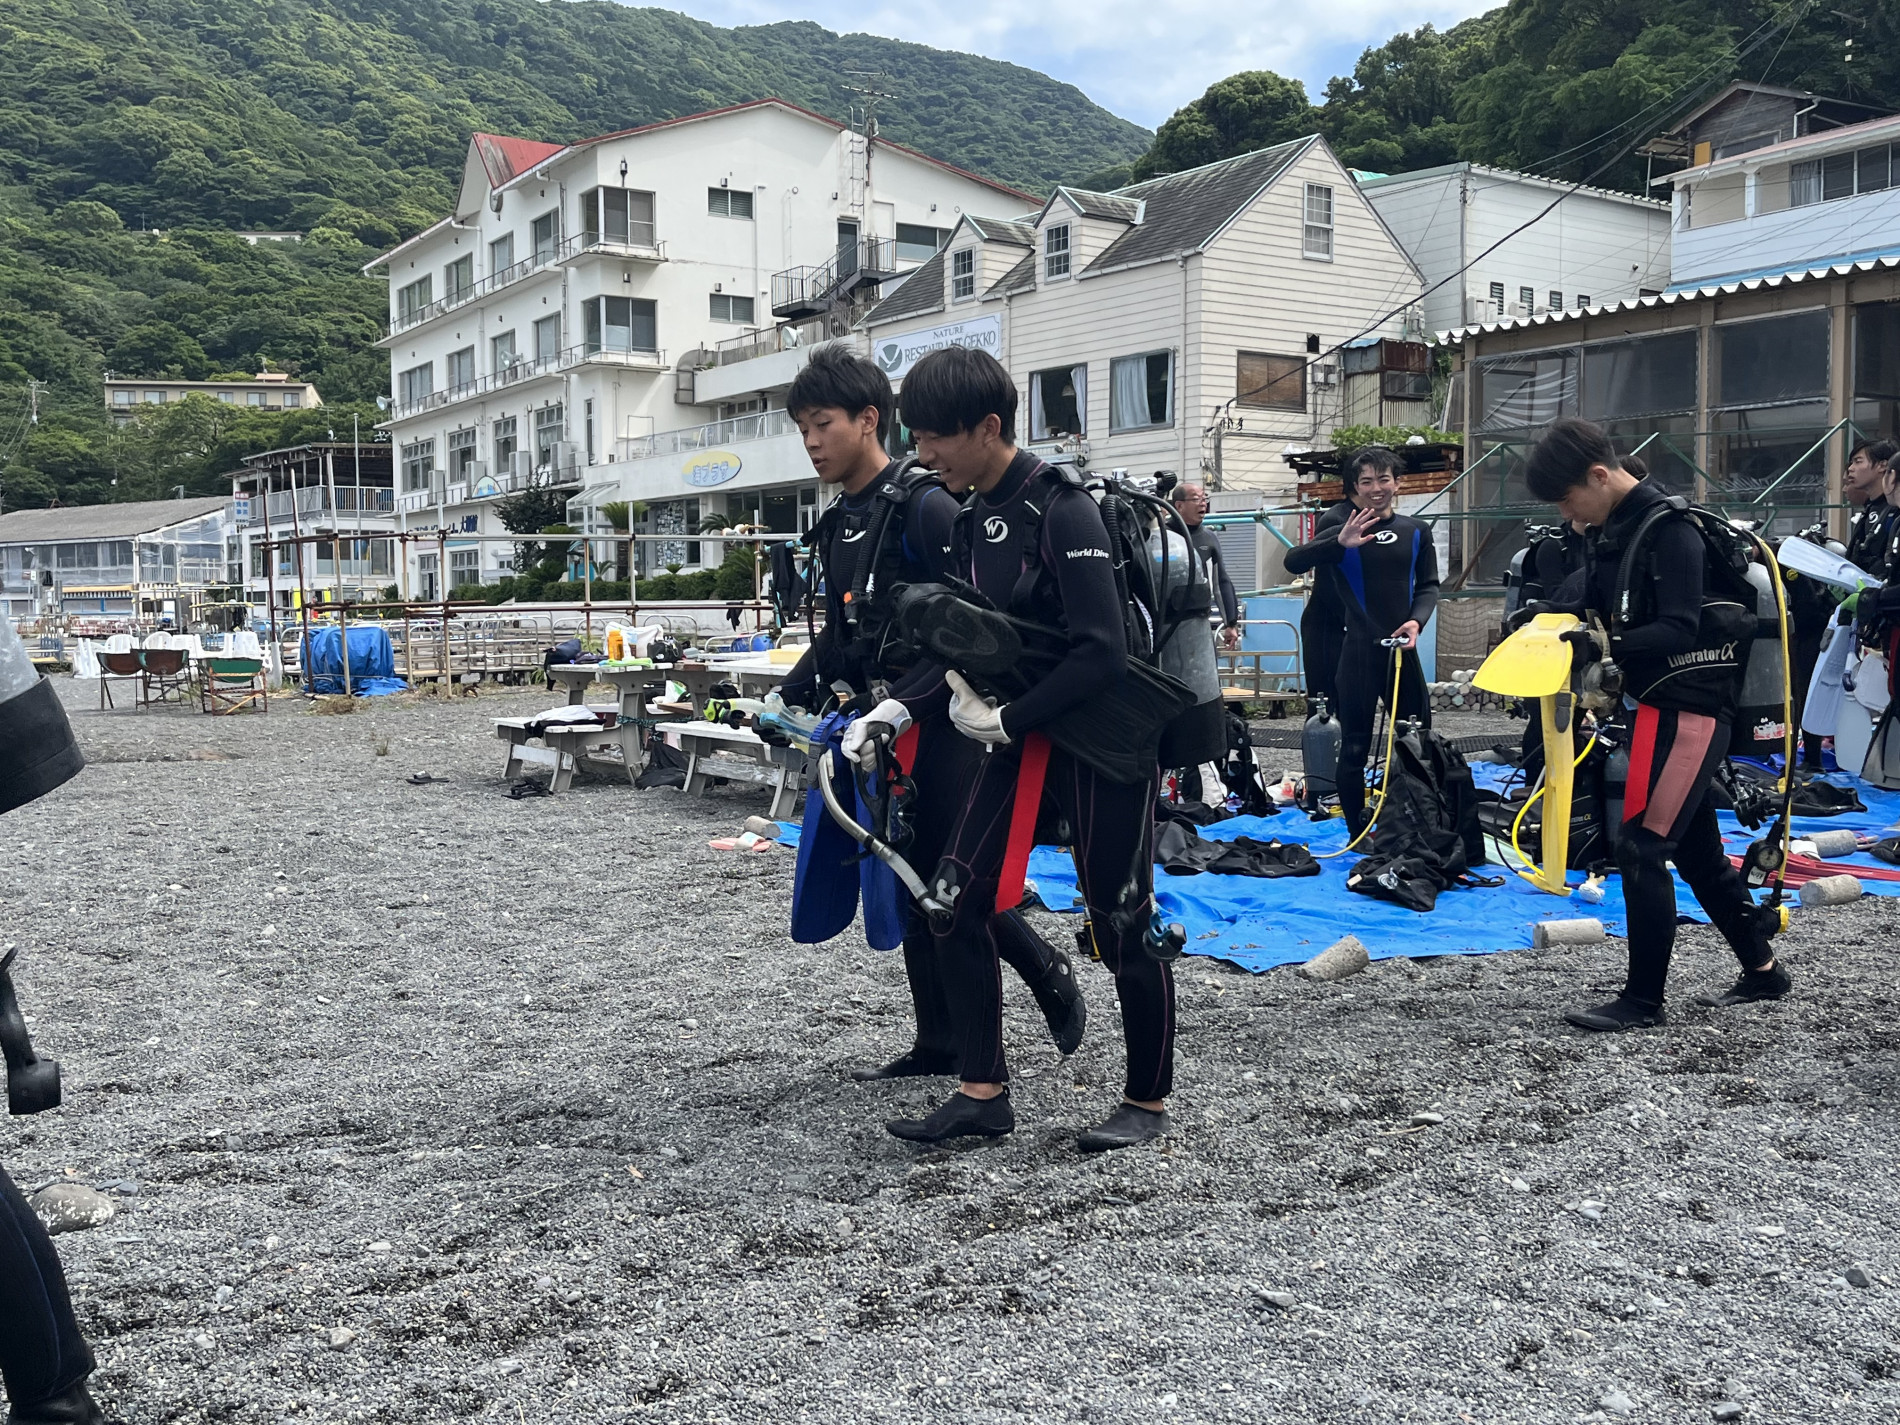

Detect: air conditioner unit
511,451,534,485
1533,303,1549,316
465,460,488,488
551,441,579,470
1507,302,1532,319
1313,364,1339,388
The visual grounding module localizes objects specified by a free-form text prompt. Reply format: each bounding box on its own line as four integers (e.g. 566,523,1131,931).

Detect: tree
1133,72,1318,181
496,488,573,576
109,323,210,380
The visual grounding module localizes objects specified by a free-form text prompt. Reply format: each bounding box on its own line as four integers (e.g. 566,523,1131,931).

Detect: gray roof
964,215,1036,246
1090,137,1315,273
865,249,948,325
987,251,1037,297
0,496,228,544
1047,187,1143,224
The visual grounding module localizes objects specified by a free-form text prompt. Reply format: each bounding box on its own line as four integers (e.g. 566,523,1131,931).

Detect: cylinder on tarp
1301,695,1341,807
0,618,84,816
1730,562,1790,757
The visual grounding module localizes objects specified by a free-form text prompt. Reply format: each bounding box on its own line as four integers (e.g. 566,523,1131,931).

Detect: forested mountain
0,0,1150,509
3,0,1896,510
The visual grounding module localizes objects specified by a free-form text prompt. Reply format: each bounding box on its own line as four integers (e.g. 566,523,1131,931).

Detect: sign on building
873,314,1003,381
683,449,744,488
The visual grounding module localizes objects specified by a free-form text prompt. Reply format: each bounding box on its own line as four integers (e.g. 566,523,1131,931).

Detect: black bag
1346,729,1481,912
634,737,688,789
1219,708,1274,817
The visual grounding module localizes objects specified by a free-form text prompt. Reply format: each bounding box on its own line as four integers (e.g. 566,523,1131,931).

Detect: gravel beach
6,677,1898,1424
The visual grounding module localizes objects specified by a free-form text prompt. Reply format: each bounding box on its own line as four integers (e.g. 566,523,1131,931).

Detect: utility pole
842,71,896,206
0,379,46,515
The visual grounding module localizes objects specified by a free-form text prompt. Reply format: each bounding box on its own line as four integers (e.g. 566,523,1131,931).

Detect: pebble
326,1327,357,1349
1410,1111,1445,1127
192,1333,213,1350
214,1285,233,1307
367,1241,392,1253
1257,1290,1297,1310
1510,1177,1531,1193
30,1184,115,1235
1712,1404,1745,1421
1845,1264,1873,1288
1754,1225,1785,1238
683,1017,699,1029
1600,1389,1635,1416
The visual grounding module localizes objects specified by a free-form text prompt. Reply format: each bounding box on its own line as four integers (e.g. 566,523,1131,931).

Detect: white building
1360,163,1671,335
851,134,1425,585
227,441,397,618
1668,112,1900,290
366,99,1033,595
105,371,321,424
0,496,232,622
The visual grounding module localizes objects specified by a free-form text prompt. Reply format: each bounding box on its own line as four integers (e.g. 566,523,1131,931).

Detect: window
249,542,266,578
534,405,565,467
216,390,234,403
1236,351,1306,411
493,416,517,474
531,210,560,262
282,391,301,408
1518,286,1536,311
444,255,473,301
895,223,949,263
397,276,433,323
707,187,753,219
950,248,976,301
584,397,594,464
1488,281,1506,315
450,549,481,590
418,552,438,601
1548,290,1563,312
400,438,436,493
582,187,657,247
490,232,515,275
1109,352,1173,431
1790,160,1823,207
446,346,475,392
708,293,754,324
533,314,562,364
1575,294,1591,310
1302,183,1334,260
1029,364,1086,439
1859,146,1892,195
398,363,433,407
492,329,519,374
582,297,657,352
448,427,478,479
144,390,164,403
112,390,134,405
1044,224,1071,280
246,391,263,407
1716,311,1830,409
1823,152,1855,202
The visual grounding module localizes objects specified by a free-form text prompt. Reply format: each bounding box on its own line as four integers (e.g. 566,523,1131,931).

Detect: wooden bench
658,720,811,820
495,710,639,793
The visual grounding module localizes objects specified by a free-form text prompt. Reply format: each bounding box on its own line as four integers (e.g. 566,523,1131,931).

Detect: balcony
382,251,561,342
251,487,396,526
617,407,797,461
388,345,667,422
557,231,667,267
771,237,902,320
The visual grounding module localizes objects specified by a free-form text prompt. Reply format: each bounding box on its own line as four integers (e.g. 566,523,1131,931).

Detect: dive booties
1564,997,1667,1033
0,947,60,1117
1694,963,1792,1008
1077,1102,1172,1153
892,583,1194,786
886,1089,1014,1143
850,1049,957,1082
7,1381,105,1425
1031,948,1088,1056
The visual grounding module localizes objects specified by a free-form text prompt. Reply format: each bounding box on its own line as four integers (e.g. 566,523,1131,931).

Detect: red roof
471,133,567,189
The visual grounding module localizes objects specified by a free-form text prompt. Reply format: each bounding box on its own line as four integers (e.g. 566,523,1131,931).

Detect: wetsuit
1189,522,1239,630
1,1164,96,1418
1575,480,1775,1007
1298,501,1353,708
1847,495,1893,577
780,462,1071,1067
1285,509,1438,831
898,452,1172,1101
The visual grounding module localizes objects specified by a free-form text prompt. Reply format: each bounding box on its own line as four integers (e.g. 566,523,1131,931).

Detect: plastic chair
138,647,190,706
231,630,262,658
199,657,267,715
104,633,132,653
98,651,143,709
143,631,174,650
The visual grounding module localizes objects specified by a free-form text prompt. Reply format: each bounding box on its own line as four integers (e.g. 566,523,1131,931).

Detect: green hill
0,0,1150,509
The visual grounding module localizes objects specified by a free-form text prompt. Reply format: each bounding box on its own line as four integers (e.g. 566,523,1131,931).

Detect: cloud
647,0,1498,128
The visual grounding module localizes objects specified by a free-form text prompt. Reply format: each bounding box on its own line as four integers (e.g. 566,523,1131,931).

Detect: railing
252,488,396,525
560,343,667,372
712,314,839,366
557,232,666,265
771,237,901,315
394,463,583,513
618,408,798,461
385,251,560,339
388,345,667,421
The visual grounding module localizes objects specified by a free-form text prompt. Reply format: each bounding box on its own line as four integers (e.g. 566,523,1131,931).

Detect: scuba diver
1170,482,1241,649
1797,439,1896,768
1298,495,1354,715
1283,446,1439,838
776,344,1086,1081
1524,418,1789,1031
0,615,105,1425
860,345,1177,1152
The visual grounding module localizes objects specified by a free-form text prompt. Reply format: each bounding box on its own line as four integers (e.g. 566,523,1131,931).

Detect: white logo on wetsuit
983,517,1009,543
841,529,867,542
1065,547,1110,560
1373,529,1399,545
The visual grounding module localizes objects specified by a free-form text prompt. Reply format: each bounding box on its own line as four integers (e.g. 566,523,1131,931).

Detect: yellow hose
1503,733,1598,886
1317,643,1406,861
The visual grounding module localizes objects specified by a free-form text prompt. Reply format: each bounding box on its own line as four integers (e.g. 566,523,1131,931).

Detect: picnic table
656,720,812,820
495,710,641,793
545,663,674,720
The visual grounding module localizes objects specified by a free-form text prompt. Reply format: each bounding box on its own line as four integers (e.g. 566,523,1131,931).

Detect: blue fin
791,716,863,944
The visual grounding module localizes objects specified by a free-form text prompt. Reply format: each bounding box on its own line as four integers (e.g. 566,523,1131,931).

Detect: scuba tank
1300,695,1341,809
1145,525,1220,704
1731,560,1789,757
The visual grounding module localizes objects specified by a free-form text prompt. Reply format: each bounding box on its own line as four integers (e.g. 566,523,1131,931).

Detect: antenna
841,70,896,141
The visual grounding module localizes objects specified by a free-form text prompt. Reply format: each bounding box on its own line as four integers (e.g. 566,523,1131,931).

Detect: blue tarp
778,772,1900,973
303,625,407,696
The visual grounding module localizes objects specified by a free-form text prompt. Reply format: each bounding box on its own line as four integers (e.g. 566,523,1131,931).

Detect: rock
1846,1264,1874,1288
367,1241,392,1253
1298,935,1369,982
192,1333,213,1350
326,1327,357,1349
1754,1225,1785,1238
1257,1289,1297,1310
30,1184,115,1235
1712,1404,1745,1421
214,1285,234,1307
1600,1389,1635,1416
683,1017,700,1029
1410,1111,1445,1127
1510,1177,1531,1193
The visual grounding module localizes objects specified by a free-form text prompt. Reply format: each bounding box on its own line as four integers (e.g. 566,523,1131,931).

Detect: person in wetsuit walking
776,346,1086,1080
1283,446,1439,837
855,346,1175,1152
1525,418,1790,1030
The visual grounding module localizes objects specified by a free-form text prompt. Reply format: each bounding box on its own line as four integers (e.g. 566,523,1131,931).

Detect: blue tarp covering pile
779,772,1900,974
303,626,407,696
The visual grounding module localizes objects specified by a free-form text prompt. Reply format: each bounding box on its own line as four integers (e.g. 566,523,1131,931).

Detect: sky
646,0,1501,130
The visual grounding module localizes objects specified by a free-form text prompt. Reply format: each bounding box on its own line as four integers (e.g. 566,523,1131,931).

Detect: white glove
838,698,913,771
945,669,1010,745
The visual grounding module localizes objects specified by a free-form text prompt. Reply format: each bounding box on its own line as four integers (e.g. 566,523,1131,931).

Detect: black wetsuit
898,451,1173,1100
1285,509,1439,830
1189,522,1239,629
1,1164,95,1416
1299,501,1353,708
1572,480,1775,1007
1847,496,1893,577
780,463,1067,1066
